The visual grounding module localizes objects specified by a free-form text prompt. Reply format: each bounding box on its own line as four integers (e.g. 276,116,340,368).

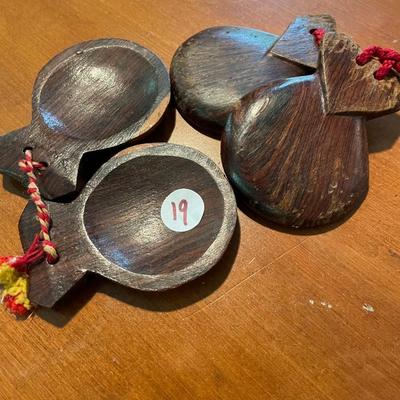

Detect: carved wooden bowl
170,15,336,135
0,38,170,199
19,143,237,308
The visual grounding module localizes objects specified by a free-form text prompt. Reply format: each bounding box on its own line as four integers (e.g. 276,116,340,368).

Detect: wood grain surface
270,14,336,68
18,143,237,307
222,32,399,228
170,15,337,137
222,74,370,228
0,38,170,199
170,26,305,135
0,1,399,399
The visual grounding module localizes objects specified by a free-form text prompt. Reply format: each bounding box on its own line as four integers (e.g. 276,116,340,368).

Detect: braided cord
18,149,58,263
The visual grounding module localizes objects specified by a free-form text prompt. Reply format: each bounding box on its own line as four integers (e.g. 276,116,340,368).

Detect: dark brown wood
170,15,336,136
2,3,400,398
0,39,170,199
270,15,336,68
222,33,400,229
19,143,237,307
321,33,400,116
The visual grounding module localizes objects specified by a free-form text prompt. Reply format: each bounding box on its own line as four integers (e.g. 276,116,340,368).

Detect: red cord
311,28,399,80
1,150,58,316
310,28,326,46
356,46,400,80
9,235,45,272
18,149,58,263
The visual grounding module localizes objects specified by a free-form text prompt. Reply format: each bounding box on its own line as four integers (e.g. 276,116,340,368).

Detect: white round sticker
160,189,205,232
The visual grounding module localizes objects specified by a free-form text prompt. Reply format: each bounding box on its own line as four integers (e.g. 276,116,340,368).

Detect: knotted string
18,150,58,263
0,149,58,316
310,28,325,46
311,28,400,80
356,46,400,80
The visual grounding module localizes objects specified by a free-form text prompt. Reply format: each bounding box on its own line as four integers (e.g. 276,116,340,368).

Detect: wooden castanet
222,33,400,229
18,143,237,308
170,15,336,135
0,39,170,199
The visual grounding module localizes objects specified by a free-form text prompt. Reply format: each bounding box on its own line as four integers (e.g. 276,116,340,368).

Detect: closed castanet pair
172,14,400,229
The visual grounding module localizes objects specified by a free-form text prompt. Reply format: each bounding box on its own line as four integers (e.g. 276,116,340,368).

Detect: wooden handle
0,126,32,183
0,124,84,199
28,140,84,200
19,202,86,307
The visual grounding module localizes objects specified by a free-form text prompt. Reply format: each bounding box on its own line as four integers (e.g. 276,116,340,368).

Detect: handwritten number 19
171,199,188,225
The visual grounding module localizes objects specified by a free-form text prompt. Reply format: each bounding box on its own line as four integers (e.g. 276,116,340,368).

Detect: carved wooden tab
0,39,170,199
19,143,237,307
320,32,400,116
271,14,336,68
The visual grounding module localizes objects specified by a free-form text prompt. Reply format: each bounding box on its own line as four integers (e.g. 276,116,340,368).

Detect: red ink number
171,199,188,225
179,199,188,226
171,201,177,221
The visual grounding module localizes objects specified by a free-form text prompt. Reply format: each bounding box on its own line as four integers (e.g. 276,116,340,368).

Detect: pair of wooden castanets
0,15,399,314
172,14,400,228
0,39,236,314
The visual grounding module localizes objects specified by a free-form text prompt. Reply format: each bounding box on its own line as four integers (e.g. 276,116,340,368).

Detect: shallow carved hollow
19,144,237,307
39,47,159,140
84,155,224,275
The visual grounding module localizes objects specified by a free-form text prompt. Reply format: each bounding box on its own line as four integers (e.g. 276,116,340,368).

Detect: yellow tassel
0,262,32,313
2,276,32,310
0,262,19,287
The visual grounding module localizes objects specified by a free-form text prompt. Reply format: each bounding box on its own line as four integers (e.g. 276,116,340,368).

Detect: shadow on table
235,189,367,236
367,112,400,153
36,220,240,327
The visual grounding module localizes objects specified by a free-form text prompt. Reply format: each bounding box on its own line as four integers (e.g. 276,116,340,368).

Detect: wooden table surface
0,1,399,399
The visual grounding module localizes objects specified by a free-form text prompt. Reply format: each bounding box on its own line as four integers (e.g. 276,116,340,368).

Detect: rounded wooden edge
170,26,279,135
76,143,238,290
171,24,279,62
221,79,370,230
31,38,170,147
